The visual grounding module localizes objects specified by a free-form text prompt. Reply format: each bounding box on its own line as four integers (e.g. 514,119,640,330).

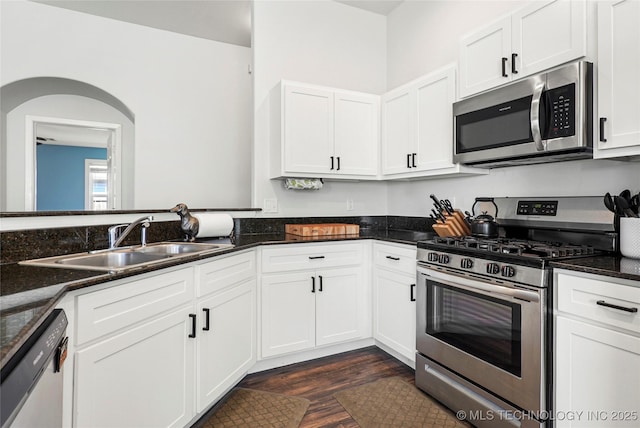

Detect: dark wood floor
195,346,415,427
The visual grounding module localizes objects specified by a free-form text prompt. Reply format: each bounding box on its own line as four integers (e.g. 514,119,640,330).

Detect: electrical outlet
263,198,278,213
346,199,354,211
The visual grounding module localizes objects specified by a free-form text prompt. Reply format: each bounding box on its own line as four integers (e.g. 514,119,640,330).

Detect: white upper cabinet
271,81,379,179
595,0,640,159
382,64,486,179
459,0,586,98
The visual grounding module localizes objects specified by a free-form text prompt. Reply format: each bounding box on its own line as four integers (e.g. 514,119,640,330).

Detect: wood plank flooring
194,346,415,427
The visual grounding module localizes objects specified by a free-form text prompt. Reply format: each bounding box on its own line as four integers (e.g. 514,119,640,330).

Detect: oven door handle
530,81,546,152
418,266,540,303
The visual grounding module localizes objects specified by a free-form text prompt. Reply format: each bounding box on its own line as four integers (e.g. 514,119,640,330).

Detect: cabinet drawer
76,268,194,344
261,243,363,273
196,250,256,298
556,271,640,333
373,242,416,274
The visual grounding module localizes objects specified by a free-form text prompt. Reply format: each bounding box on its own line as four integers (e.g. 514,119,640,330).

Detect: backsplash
1,216,434,265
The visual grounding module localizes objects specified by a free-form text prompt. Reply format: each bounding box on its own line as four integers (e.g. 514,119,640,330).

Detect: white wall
1,0,252,210
3,94,135,211
252,0,389,217
385,0,640,216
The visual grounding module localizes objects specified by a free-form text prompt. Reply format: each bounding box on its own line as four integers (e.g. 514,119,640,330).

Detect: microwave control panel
517,200,558,216
545,83,575,139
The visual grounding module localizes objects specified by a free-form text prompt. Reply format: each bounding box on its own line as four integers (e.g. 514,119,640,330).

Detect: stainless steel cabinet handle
531,82,546,151
596,300,638,313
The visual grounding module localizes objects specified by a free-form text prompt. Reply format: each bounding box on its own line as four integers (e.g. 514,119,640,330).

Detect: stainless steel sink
19,242,234,272
135,242,233,255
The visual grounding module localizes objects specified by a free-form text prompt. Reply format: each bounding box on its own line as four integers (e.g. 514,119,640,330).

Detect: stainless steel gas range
415,197,616,428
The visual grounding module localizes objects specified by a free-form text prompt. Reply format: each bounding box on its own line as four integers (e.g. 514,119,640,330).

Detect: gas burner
428,236,596,260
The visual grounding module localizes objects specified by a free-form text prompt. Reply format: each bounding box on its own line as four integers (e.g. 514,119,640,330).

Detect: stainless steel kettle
471,198,499,238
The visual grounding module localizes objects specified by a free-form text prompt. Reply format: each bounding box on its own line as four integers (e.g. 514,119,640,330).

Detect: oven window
426,280,522,377
456,95,533,153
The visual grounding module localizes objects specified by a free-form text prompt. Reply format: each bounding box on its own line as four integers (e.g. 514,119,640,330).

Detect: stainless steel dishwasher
1,309,68,428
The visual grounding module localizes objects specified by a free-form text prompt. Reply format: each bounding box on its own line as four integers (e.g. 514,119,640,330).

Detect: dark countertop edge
0,208,262,217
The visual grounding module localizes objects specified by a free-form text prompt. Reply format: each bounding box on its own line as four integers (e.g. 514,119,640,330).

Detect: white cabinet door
74,307,195,428
381,88,414,175
512,0,586,77
596,0,640,156
555,316,640,427
373,268,416,363
196,279,256,412
459,16,511,98
414,66,456,171
382,65,461,177
459,0,586,98
261,271,316,358
315,267,363,346
283,84,334,175
334,91,379,176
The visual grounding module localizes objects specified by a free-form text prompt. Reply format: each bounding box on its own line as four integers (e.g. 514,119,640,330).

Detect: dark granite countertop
0,229,431,368
551,256,640,283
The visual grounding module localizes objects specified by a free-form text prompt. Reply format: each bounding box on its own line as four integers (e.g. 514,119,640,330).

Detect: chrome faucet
108,215,154,249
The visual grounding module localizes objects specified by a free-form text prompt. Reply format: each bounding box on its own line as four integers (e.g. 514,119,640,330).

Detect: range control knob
486,263,500,274
438,254,450,264
461,258,474,269
501,265,516,278
427,252,439,262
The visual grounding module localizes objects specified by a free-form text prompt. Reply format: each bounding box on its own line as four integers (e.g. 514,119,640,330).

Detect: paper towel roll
192,213,234,238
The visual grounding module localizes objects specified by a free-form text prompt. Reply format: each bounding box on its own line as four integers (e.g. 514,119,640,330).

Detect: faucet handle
108,223,128,248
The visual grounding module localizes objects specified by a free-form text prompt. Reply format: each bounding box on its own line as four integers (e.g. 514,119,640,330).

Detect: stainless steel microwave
453,61,593,168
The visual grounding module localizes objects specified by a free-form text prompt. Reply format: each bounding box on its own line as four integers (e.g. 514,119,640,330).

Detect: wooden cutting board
285,223,360,237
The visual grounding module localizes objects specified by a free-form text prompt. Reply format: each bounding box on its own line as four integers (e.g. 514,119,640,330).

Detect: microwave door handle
530,82,546,151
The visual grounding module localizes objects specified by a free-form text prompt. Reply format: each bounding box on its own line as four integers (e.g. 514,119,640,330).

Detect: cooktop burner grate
430,236,595,259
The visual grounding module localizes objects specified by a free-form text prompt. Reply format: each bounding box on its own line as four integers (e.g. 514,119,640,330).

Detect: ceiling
30,0,403,48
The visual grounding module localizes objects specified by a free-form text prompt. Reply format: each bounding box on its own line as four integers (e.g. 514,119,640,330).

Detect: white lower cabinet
71,251,256,428
554,270,640,427
260,242,369,359
261,267,365,358
75,306,196,428
196,280,255,412
372,243,416,365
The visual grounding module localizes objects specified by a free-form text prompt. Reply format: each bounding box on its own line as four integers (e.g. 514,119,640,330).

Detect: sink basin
136,242,234,255
20,241,234,272
54,251,171,269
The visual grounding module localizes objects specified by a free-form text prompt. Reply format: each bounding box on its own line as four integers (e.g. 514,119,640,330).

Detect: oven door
416,264,545,413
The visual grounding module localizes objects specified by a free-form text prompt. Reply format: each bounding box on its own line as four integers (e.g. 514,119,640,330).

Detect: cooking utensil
615,196,639,218
471,198,499,238
630,193,640,215
620,189,632,202
603,193,616,214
